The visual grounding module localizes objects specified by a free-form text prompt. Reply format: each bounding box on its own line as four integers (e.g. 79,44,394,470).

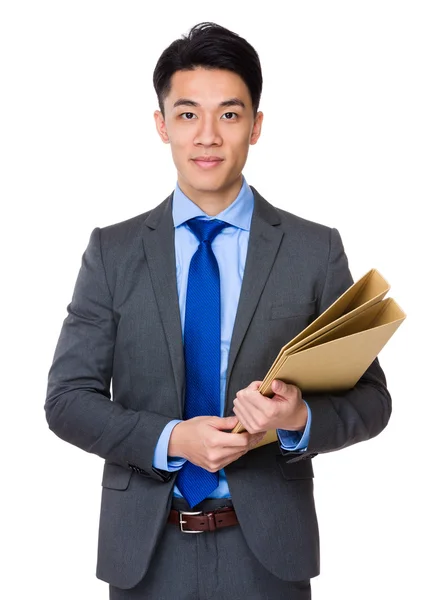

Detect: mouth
191,157,224,170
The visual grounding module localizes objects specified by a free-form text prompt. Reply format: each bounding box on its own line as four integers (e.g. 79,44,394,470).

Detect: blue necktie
176,217,229,508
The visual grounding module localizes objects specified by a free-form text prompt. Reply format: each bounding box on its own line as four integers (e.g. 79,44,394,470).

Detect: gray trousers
109,497,311,600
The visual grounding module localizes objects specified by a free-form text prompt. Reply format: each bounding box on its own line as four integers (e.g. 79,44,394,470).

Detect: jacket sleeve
282,227,392,461
45,227,174,482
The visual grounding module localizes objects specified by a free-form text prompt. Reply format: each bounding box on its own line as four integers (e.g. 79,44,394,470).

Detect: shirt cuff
153,419,187,472
277,400,311,451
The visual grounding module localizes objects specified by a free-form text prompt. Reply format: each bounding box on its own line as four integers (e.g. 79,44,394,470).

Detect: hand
168,416,266,472
232,379,307,433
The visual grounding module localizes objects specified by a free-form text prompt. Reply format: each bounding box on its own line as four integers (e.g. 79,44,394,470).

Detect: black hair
153,22,263,117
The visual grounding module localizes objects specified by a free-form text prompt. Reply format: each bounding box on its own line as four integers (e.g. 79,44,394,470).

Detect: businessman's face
154,67,263,207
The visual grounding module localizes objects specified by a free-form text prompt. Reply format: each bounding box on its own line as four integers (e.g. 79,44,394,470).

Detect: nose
193,115,222,147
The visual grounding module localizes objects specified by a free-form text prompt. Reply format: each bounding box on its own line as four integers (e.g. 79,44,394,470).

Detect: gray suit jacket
45,187,391,589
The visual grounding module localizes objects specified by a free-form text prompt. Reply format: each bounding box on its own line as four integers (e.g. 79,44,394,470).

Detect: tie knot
186,217,229,244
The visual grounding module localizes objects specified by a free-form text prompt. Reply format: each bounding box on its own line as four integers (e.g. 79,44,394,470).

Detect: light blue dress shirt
153,177,312,498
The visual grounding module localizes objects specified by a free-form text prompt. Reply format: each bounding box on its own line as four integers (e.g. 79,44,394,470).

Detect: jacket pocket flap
101,463,133,490
276,456,314,480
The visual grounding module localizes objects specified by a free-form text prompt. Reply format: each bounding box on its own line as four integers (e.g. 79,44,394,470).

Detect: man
45,22,391,600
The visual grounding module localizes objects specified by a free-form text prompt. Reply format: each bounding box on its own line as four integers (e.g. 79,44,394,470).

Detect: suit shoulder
99,209,151,241
252,188,335,240
275,205,333,237
95,193,172,247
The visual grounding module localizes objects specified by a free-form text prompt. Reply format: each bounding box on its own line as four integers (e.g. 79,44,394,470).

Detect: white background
1,1,433,598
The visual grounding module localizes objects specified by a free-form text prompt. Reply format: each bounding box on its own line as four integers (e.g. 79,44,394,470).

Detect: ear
154,110,170,144
250,111,264,145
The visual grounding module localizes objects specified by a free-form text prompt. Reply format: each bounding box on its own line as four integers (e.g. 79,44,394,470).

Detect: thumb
218,415,239,429
271,379,287,395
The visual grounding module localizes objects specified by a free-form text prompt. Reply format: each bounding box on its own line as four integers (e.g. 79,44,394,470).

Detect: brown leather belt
168,507,238,533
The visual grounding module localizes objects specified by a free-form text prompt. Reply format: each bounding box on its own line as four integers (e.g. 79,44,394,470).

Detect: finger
248,431,266,448
245,380,262,391
235,401,269,434
220,429,263,448
208,439,256,471
234,391,270,412
232,404,253,433
211,415,239,430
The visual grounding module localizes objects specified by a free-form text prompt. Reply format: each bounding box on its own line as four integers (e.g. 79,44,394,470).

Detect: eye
180,112,197,120
222,112,238,120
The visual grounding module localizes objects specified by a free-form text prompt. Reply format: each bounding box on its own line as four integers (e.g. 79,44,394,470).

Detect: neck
177,175,243,216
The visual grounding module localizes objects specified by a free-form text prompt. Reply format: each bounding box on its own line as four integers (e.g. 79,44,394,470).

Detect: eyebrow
172,97,246,110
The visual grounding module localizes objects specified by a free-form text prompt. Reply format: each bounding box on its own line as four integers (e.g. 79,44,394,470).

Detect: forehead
166,67,252,109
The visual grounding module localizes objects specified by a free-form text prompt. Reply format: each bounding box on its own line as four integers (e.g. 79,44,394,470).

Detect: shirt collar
172,176,254,231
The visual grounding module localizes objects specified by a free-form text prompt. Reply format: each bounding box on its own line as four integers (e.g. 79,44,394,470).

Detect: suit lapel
142,194,185,417
224,187,283,414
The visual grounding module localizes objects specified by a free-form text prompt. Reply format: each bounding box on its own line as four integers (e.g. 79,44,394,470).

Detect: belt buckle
179,510,205,534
